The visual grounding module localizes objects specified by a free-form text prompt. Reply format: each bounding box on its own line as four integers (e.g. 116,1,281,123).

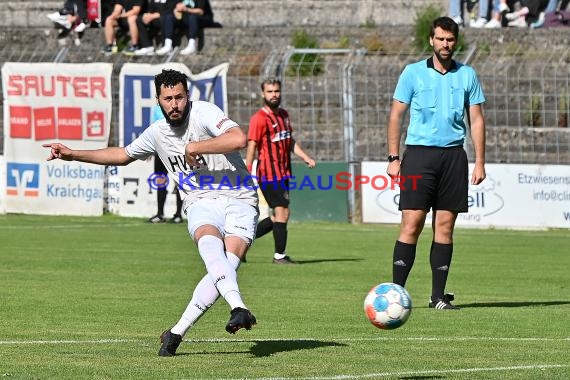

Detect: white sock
274,252,287,260
163,38,172,49
170,252,241,337
226,251,242,271
187,39,196,48
198,236,246,310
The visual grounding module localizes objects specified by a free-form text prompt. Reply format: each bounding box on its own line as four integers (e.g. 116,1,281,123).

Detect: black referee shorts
399,145,468,212
259,179,290,208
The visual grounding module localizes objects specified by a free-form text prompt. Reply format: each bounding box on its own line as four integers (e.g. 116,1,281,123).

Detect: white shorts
185,197,259,243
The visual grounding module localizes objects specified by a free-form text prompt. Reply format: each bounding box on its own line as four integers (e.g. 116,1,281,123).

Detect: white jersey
125,101,258,209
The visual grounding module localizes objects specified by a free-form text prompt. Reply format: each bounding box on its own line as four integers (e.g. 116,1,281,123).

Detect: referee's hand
471,164,486,185
386,161,400,179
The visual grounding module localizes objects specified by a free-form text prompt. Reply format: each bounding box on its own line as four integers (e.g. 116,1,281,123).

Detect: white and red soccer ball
364,282,412,330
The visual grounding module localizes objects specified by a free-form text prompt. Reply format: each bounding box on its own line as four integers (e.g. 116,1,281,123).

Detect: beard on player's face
264,96,280,109
160,101,190,127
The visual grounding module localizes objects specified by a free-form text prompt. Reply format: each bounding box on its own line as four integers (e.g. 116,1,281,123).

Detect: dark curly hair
154,69,188,96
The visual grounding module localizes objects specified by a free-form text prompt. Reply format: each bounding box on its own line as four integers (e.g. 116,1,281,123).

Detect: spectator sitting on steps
102,0,144,55
134,0,178,56
156,0,214,56
47,0,88,44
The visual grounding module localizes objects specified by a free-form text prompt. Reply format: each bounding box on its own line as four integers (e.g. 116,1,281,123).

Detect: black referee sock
392,240,416,287
255,217,274,238
430,241,453,300
273,222,288,255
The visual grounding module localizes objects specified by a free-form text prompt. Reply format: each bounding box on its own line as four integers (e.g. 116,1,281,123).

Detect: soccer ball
364,282,412,330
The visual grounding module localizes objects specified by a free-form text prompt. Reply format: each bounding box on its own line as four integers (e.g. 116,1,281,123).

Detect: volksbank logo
6,162,40,197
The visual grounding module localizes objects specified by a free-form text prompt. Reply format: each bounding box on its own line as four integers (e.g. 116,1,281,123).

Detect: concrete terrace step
2,0,446,28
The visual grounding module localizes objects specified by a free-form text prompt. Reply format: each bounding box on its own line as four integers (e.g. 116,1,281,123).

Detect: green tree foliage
558,92,569,128
414,5,467,53
287,29,324,77
525,95,542,127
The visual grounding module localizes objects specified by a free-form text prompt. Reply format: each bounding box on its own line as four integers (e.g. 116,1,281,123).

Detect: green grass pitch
0,214,568,379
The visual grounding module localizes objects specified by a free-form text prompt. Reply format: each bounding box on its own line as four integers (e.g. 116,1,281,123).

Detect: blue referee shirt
393,57,485,147
151,105,165,124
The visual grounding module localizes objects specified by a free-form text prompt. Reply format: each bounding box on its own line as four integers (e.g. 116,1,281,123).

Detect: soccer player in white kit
43,69,259,356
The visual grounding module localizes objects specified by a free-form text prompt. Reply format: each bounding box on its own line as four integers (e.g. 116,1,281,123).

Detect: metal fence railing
1,42,569,164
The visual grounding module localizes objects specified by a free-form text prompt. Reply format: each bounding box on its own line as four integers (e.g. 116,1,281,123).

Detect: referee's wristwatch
387,155,400,163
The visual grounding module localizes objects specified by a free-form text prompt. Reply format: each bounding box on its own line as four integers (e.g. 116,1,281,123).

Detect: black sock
156,188,166,216
174,189,182,217
392,240,417,287
430,241,453,300
272,222,287,254
255,217,273,238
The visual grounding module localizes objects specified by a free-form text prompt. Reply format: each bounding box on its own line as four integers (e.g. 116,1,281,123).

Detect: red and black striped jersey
248,106,293,181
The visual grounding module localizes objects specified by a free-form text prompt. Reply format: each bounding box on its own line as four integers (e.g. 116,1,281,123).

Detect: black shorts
259,179,290,208
116,18,129,32
399,145,468,212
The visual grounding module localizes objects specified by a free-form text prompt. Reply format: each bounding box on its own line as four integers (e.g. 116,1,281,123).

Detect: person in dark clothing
134,0,178,55
156,0,214,55
102,0,144,54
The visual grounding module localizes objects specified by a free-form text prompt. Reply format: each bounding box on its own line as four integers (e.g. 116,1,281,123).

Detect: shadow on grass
242,258,363,265
459,301,570,308
250,339,347,357
177,339,347,357
293,258,364,264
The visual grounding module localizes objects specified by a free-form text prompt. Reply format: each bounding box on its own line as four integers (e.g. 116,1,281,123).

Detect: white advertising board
106,158,180,219
0,155,5,214
361,162,570,229
2,62,113,215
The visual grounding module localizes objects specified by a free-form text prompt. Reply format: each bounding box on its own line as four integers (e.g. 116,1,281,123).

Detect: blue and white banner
114,62,229,218
0,155,5,214
361,162,570,229
119,62,229,146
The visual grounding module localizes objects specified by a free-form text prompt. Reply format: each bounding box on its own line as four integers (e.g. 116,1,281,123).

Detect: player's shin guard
171,252,242,336
255,217,273,238
392,240,416,287
273,222,287,254
197,236,245,310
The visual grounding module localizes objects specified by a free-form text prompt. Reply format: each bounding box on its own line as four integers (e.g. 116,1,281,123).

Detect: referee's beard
160,102,190,127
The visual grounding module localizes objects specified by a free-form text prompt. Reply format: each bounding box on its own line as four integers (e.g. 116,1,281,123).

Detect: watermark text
147,171,421,191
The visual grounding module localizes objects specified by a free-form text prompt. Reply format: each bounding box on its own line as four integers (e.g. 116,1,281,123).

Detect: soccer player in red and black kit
246,78,316,264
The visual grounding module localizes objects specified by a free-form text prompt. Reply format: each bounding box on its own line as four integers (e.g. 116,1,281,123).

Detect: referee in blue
386,16,487,310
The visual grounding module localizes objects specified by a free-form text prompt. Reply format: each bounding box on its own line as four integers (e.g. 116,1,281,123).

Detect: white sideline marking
244,365,570,380
186,336,570,343
0,223,143,230
0,338,567,379
1,336,568,345
0,339,132,345
304,224,562,236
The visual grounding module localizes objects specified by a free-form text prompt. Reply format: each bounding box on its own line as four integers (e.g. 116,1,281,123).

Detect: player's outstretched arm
42,143,135,166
